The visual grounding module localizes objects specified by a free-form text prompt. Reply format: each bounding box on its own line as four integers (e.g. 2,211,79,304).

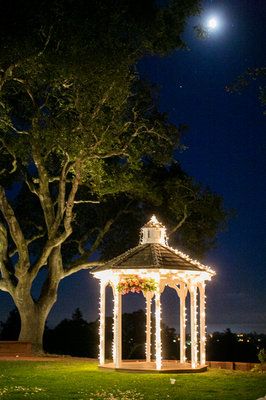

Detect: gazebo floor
99,360,207,373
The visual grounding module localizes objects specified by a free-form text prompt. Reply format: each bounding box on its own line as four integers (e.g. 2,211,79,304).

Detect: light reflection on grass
0,360,265,400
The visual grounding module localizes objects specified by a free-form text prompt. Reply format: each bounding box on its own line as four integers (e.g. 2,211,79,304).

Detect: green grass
0,360,265,400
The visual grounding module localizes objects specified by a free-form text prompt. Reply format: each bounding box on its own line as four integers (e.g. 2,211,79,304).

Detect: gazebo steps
99,360,207,373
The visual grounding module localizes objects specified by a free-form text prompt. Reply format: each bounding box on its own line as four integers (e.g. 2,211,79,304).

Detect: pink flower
117,275,157,295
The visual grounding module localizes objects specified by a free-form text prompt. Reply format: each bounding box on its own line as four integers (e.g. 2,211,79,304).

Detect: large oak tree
0,0,227,351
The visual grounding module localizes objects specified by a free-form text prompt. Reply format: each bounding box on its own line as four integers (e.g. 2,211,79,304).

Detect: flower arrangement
117,275,157,295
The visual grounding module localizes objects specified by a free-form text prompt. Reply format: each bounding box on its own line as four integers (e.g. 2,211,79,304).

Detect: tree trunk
16,248,62,353
17,301,53,354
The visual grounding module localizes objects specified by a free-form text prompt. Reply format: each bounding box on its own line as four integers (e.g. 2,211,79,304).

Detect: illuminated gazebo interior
91,216,215,372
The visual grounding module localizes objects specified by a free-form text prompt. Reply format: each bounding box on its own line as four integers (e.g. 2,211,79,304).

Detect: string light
99,280,106,365
112,298,115,363
167,245,215,276
155,289,162,370
190,285,198,369
113,281,122,368
179,286,187,364
145,293,152,362
199,283,206,366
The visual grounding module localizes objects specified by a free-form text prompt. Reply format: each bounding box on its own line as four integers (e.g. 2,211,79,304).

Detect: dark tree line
206,329,266,363
1,308,265,363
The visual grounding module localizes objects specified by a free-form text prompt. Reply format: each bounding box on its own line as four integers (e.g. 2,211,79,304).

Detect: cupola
140,215,168,245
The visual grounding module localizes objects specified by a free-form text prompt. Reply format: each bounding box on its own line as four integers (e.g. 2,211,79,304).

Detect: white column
199,282,206,365
99,280,106,366
179,283,187,364
155,287,162,370
113,286,122,368
145,292,152,363
190,284,198,368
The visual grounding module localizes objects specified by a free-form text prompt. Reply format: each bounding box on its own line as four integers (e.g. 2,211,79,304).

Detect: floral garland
117,275,157,295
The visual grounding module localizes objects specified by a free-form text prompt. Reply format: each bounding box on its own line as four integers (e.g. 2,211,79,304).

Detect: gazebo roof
92,214,215,277
92,242,214,274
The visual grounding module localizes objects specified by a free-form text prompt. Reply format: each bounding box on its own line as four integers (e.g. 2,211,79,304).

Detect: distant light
207,17,218,30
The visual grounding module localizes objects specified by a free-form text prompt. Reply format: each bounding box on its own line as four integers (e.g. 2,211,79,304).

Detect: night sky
0,0,265,334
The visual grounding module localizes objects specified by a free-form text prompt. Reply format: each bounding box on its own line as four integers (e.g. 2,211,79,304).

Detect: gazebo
91,216,215,372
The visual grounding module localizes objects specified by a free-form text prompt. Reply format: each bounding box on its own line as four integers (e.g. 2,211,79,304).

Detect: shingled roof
92,243,213,274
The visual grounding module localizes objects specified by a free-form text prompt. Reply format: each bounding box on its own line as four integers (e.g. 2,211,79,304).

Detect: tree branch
0,119,29,135
62,261,104,278
38,25,53,57
89,150,129,160
12,78,36,107
168,205,188,235
0,223,11,283
31,141,55,232
74,199,100,204
67,218,114,271
38,247,64,308
0,63,19,90
0,138,18,174
91,81,115,119
29,161,81,278
63,160,81,233
65,201,133,273
0,279,9,292
29,228,72,278
0,186,30,277
51,155,71,233
24,173,38,196
74,200,134,263
9,231,46,258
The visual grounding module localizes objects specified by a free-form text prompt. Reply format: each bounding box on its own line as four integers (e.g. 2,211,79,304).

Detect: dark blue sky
0,0,265,334
137,0,266,333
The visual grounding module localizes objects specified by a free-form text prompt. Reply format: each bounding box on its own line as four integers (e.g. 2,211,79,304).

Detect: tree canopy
226,67,266,115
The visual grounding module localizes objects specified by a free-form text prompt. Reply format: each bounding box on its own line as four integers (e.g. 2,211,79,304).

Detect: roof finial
140,215,168,245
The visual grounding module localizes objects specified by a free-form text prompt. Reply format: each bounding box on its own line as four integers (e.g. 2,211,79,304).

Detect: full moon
207,17,218,30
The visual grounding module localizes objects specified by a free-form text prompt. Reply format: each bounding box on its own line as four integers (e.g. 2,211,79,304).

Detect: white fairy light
167,245,215,276
99,280,106,365
199,283,207,366
145,293,152,362
178,284,187,364
155,288,162,370
112,298,115,363
190,285,198,369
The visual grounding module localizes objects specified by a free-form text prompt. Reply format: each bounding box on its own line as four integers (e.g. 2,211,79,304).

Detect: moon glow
207,17,218,30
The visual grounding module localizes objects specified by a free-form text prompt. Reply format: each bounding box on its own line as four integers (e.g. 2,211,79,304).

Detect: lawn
0,360,265,400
